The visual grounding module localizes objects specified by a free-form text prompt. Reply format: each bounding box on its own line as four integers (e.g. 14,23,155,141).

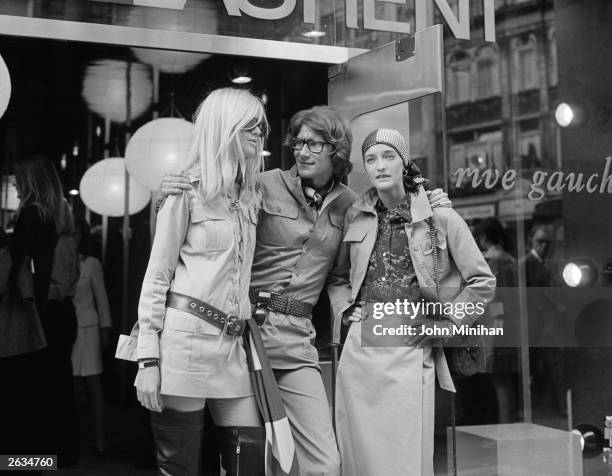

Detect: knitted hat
362,128,411,166
361,128,426,182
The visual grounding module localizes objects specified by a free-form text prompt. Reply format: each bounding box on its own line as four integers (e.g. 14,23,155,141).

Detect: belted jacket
327,186,496,391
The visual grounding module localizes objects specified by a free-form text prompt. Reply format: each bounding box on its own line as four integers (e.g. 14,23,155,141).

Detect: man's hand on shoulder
155,173,192,212
426,188,452,209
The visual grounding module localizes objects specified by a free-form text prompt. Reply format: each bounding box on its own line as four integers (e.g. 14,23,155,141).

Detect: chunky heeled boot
150,409,204,476
217,426,266,476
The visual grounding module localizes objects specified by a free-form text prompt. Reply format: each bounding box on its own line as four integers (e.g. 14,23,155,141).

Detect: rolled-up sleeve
137,192,189,359
444,209,496,327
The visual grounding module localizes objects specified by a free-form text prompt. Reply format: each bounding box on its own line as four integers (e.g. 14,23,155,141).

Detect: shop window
475,45,500,99
447,51,472,105
514,35,538,91
519,131,542,169
449,131,503,196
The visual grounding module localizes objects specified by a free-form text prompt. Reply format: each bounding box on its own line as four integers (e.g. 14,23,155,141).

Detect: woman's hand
155,173,192,211
136,366,163,412
342,301,365,326
426,188,452,209
406,319,454,348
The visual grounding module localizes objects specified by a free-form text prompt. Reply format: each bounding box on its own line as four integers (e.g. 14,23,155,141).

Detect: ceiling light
232,76,252,85
229,64,252,85
261,150,271,157
302,30,326,39
69,189,79,196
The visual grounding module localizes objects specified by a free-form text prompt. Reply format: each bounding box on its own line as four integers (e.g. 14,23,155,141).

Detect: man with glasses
158,105,449,475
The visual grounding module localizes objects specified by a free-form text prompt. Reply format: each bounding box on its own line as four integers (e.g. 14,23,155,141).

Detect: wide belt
249,288,313,319
167,291,247,337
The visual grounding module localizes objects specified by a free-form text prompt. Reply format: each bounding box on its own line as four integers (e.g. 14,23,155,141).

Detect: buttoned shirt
251,166,358,306
360,196,420,303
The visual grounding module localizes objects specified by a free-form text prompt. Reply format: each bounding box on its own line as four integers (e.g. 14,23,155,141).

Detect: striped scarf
243,320,300,476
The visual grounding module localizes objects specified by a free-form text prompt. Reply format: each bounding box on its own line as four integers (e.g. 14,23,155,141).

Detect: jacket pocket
189,206,233,252
259,199,301,246
418,232,448,255
163,310,220,372
262,199,299,219
171,312,221,336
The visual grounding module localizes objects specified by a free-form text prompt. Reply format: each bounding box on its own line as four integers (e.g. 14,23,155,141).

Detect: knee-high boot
217,426,266,476
150,409,204,476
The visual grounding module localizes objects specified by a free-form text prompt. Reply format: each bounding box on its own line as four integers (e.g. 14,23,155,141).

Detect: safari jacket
118,181,257,397
251,167,358,369
327,186,496,391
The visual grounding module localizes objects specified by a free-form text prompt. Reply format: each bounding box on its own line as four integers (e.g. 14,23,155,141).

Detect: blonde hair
184,88,268,207
15,154,74,235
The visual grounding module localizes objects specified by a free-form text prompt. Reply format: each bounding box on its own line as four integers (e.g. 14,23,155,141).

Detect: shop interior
0,35,335,474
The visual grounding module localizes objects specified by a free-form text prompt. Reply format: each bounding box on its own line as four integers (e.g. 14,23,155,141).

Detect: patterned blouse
360,195,421,303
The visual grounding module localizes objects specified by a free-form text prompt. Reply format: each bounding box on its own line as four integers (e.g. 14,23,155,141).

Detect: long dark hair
14,155,73,235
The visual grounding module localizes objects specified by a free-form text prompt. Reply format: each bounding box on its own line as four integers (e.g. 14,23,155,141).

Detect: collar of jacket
279,165,348,210
352,185,433,223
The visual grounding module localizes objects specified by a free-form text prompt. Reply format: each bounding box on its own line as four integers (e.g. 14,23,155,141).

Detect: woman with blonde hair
119,88,294,476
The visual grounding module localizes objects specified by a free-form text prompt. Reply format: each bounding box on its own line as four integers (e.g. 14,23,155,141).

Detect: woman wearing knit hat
328,128,496,475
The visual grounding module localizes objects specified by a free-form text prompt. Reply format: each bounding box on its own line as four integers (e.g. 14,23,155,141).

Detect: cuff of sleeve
136,332,160,360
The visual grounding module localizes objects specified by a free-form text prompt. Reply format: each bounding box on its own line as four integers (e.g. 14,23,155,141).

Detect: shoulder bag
427,217,488,379
0,252,47,358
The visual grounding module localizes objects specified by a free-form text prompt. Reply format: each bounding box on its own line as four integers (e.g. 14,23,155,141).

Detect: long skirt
335,319,436,476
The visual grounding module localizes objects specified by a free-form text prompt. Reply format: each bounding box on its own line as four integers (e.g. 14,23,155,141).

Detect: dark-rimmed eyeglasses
290,137,329,154
243,117,268,137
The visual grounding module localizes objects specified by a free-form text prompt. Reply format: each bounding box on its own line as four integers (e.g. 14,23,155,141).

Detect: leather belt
249,288,313,319
167,291,247,337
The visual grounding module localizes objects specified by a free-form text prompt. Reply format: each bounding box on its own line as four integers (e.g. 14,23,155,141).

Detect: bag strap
429,216,458,475
428,217,440,300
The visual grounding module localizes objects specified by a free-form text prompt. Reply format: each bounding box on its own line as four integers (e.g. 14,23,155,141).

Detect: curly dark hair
285,106,353,181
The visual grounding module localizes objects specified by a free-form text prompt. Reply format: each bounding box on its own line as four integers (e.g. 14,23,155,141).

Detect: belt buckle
226,315,244,335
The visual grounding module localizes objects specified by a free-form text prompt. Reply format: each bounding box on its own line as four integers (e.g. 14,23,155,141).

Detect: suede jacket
327,186,496,391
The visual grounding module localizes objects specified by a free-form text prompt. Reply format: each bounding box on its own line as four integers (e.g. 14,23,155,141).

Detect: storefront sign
453,156,612,200
222,0,496,42
90,0,187,9
94,0,497,42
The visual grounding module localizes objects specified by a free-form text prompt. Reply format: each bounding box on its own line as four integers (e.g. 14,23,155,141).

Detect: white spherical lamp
125,118,194,191
0,54,11,119
131,48,210,74
79,158,150,216
82,59,153,123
